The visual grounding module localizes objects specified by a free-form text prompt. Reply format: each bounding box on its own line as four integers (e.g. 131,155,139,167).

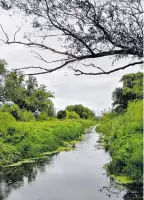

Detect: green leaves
112,72,143,113
1,70,55,117
98,100,143,182
66,104,95,119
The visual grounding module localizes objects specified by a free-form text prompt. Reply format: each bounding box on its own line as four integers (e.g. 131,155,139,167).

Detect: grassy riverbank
97,100,143,184
0,114,96,167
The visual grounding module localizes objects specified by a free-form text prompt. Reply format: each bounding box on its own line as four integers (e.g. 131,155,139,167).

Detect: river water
0,127,142,200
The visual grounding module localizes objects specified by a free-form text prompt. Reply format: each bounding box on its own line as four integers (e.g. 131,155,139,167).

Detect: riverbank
0,118,96,167
96,100,143,185
1,127,142,200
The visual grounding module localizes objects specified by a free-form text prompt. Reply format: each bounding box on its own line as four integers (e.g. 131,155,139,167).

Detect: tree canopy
112,72,143,113
0,0,143,76
66,104,95,119
0,61,55,117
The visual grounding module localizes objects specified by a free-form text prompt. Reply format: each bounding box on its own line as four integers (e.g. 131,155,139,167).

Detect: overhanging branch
73,61,143,76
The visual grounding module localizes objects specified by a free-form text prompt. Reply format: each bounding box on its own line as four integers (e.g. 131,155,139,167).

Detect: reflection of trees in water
100,177,143,200
0,154,142,200
0,156,53,200
123,183,143,200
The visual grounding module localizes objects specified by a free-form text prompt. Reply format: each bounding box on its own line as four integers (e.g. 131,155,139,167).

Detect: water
0,127,142,200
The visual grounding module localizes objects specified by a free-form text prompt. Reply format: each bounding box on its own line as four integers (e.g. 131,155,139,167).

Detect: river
0,127,142,200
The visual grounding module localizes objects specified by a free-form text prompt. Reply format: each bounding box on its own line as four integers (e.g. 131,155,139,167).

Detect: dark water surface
0,127,142,200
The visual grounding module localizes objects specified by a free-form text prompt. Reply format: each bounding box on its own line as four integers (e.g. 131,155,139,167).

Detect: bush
0,112,16,122
20,111,36,122
97,100,143,182
37,112,48,121
0,104,22,120
66,110,80,119
57,110,66,119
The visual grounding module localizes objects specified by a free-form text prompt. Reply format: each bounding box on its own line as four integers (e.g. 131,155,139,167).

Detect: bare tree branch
15,59,77,76
73,61,143,76
30,51,69,64
14,26,21,42
0,0,143,76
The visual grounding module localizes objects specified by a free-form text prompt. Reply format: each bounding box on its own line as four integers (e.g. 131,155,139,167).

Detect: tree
112,72,143,113
66,110,80,119
0,0,143,76
2,70,55,114
57,110,66,119
4,71,26,108
66,104,95,119
47,102,56,117
25,76,38,96
0,59,8,102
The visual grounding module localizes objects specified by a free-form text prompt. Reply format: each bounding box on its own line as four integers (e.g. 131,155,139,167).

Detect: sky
0,9,142,115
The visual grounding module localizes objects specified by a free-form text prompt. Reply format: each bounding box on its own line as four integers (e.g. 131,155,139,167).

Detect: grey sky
0,9,142,115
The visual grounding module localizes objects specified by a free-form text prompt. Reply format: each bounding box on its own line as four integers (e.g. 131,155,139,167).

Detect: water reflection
0,132,142,200
0,157,53,200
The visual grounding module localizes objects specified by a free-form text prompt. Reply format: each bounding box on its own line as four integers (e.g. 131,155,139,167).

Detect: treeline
97,72,143,183
0,60,95,121
57,104,96,120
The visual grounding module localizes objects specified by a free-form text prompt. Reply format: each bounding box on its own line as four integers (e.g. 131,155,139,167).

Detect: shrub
0,104,22,120
97,100,143,182
0,112,16,122
66,110,80,119
20,111,36,122
37,112,48,121
57,110,66,119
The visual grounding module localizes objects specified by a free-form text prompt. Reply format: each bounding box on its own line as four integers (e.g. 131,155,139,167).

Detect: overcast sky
0,9,142,115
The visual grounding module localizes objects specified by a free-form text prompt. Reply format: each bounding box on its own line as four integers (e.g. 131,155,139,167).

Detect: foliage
97,100,143,182
0,59,7,76
112,72,143,113
0,104,22,120
66,110,80,119
0,112,16,122
37,112,48,121
57,110,66,119
20,111,36,122
0,59,8,102
0,67,55,119
0,0,143,75
0,119,95,166
66,104,95,119
2,72,55,114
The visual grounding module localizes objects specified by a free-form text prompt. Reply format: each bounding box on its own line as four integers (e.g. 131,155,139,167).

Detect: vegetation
0,0,143,76
57,110,66,120
66,104,95,119
57,104,95,120
66,110,80,119
0,115,96,166
0,61,97,167
97,72,143,184
112,72,143,113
